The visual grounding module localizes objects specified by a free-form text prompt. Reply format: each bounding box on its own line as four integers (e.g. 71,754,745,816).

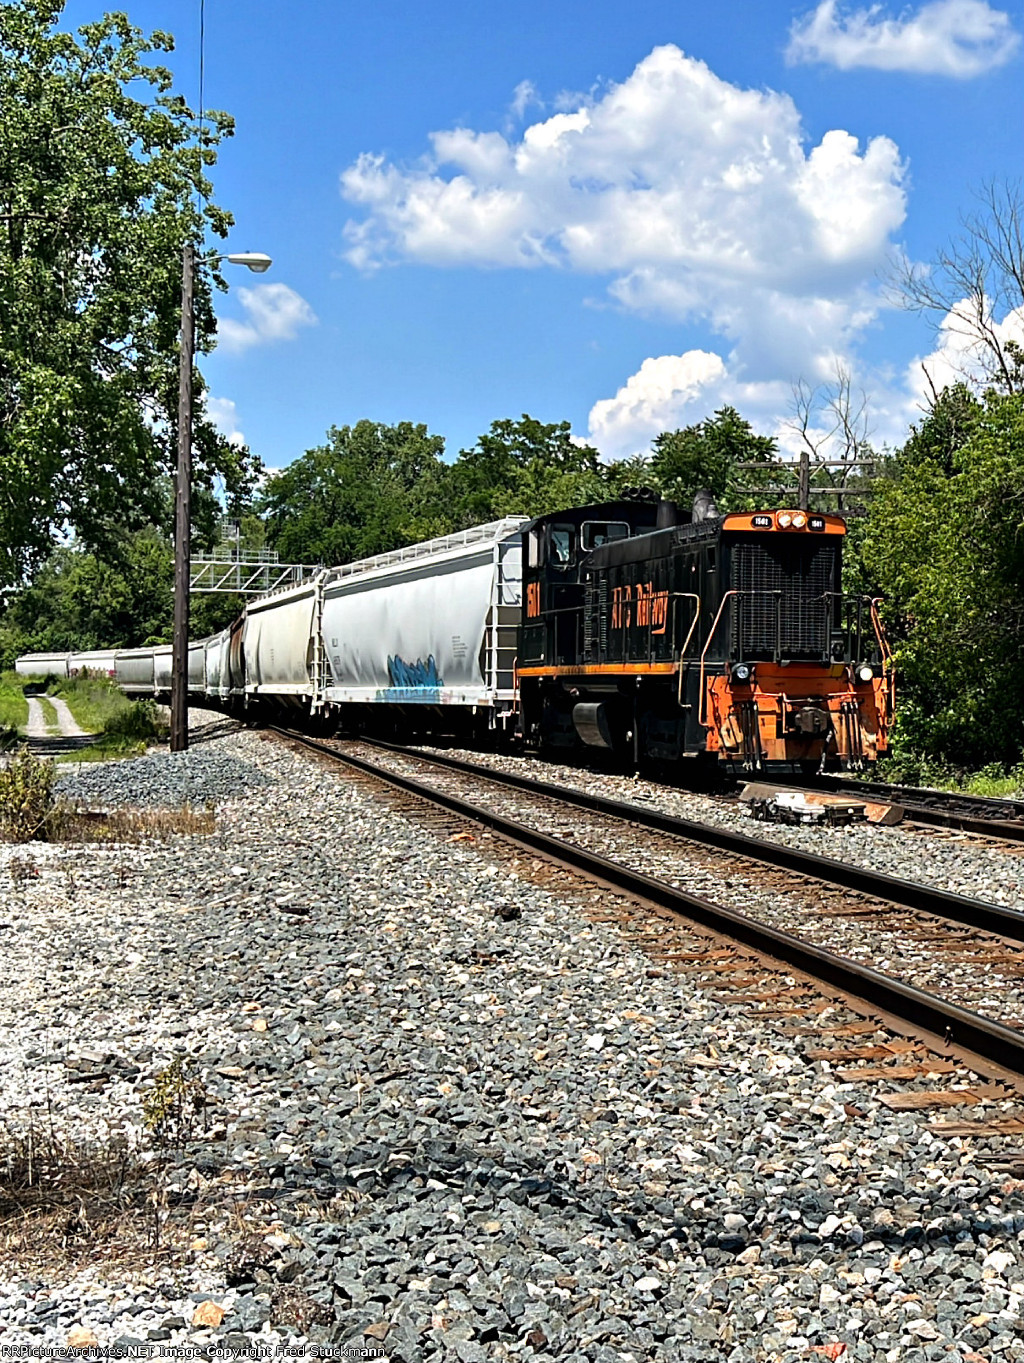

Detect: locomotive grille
583,579,610,662
731,540,837,658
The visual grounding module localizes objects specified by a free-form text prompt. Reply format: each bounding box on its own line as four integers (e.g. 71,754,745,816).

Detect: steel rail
274,727,1024,1078
793,774,1024,841
350,738,1024,944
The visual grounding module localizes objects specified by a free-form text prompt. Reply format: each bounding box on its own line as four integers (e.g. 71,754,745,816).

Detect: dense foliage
650,406,781,509
0,0,258,584
258,421,450,566
862,389,1024,770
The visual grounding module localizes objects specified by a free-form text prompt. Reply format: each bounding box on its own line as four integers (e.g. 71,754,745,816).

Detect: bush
0,748,58,841
103,698,164,742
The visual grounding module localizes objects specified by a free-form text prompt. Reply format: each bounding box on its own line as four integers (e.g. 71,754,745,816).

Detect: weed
0,748,58,841
61,805,216,843
0,1111,150,1269
141,1057,207,1153
0,672,29,731
37,695,59,733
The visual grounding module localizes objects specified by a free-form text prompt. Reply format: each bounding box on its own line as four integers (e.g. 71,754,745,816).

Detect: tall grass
0,671,29,732
50,676,166,760
51,676,130,733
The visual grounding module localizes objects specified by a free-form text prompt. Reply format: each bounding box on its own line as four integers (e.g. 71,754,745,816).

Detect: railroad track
271,727,1024,1118
792,773,1024,842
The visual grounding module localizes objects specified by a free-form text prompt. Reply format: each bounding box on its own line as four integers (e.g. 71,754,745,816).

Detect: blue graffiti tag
387,655,443,689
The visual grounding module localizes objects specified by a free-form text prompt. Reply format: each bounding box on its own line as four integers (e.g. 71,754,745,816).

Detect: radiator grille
730,540,837,658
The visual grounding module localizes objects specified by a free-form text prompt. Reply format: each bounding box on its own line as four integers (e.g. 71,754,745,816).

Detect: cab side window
582,520,630,551
550,526,575,569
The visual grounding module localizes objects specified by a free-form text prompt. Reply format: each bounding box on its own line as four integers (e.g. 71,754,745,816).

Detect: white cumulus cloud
207,395,246,447
904,299,1024,405
341,44,906,396
587,351,797,460
787,0,1020,77
217,283,317,354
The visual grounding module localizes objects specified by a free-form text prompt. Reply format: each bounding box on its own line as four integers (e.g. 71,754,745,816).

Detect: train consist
15,495,894,772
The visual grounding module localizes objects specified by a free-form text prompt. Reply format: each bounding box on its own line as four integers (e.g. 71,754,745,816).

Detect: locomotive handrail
675,593,702,706
698,588,840,726
870,596,896,721
603,589,702,667
698,591,739,727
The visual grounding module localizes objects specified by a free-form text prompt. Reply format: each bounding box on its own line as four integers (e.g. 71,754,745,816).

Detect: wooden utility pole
171,241,194,753
798,447,810,511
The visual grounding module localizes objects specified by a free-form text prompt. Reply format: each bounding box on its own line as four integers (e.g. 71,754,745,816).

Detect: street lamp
171,243,272,753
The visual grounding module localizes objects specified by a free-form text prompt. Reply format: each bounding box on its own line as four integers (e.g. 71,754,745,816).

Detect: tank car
518,496,892,772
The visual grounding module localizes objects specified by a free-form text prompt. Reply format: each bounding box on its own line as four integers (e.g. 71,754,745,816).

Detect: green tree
0,528,174,662
898,382,983,475
650,406,779,511
450,416,609,525
862,388,1024,767
0,0,258,584
258,421,450,566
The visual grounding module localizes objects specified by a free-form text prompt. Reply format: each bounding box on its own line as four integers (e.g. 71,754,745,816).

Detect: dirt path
24,696,51,738
24,695,93,739
48,695,91,737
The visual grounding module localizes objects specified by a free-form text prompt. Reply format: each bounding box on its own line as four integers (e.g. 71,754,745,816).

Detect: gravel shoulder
4,713,1024,1361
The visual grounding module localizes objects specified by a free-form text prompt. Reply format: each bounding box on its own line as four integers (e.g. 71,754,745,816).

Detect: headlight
778,511,793,528
856,664,874,683
791,512,807,528
731,662,752,684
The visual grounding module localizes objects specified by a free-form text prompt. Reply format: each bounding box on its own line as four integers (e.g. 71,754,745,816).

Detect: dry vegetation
0,746,216,843
0,1096,338,1322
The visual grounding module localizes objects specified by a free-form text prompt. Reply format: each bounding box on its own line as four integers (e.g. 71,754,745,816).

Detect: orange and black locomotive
517,495,892,773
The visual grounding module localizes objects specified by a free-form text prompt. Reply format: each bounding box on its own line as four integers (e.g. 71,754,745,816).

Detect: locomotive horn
692,489,719,522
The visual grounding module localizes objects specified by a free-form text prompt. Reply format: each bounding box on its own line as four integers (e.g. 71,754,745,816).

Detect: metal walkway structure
190,548,320,594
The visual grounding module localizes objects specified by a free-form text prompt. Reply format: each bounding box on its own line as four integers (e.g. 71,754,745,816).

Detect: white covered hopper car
14,517,528,736
242,577,324,715
68,649,118,677
14,652,71,678
321,518,526,733
116,647,157,697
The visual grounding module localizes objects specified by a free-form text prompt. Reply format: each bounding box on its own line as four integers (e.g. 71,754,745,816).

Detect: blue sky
65,0,1024,469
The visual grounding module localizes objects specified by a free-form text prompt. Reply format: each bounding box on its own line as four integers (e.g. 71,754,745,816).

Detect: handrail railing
699,591,739,726
676,593,701,706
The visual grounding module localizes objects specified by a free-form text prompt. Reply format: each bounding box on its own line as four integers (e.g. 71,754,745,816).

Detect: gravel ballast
420,744,1024,909
4,712,1024,1361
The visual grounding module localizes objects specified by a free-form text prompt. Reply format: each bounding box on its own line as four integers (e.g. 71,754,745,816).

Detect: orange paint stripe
517,663,678,677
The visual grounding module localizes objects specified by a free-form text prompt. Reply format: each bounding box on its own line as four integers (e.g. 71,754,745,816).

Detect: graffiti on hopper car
387,655,443,689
